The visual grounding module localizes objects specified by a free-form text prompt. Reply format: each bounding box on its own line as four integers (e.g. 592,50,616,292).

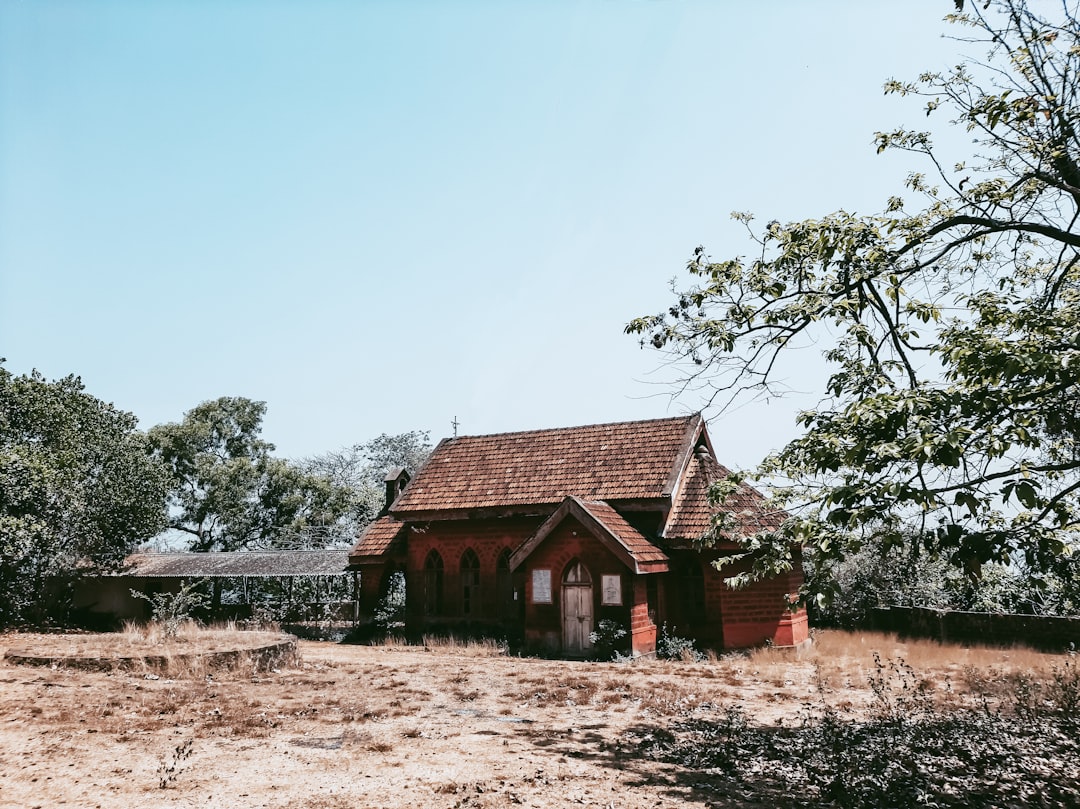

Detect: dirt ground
0,631,1066,809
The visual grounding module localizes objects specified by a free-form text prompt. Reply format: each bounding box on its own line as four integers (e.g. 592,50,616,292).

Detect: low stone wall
871,605,1080,652
3,634,298,673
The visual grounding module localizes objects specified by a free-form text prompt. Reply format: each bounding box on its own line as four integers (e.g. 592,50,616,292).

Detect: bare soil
0,630,1067,809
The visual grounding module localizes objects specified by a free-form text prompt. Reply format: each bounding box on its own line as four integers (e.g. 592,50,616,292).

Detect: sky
1,0,972,470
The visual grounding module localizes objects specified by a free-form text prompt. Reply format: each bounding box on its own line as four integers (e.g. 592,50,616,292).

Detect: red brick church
349,414,808,657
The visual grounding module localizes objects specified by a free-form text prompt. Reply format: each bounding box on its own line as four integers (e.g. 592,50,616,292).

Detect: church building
349,414,808,657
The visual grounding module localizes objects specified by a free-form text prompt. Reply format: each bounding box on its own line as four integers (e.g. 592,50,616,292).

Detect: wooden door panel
562,586,593,654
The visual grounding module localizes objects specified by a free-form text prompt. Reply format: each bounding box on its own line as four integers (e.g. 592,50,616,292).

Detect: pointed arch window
563,560,592,585
461,548,480,616
423,550,444,616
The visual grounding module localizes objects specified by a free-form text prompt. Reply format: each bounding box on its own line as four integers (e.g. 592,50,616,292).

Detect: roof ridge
440,413,699,443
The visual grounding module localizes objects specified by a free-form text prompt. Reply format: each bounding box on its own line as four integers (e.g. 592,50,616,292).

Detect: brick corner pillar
354,562,387,623
774,595,810,647
720,564,810,649
629,575,657,656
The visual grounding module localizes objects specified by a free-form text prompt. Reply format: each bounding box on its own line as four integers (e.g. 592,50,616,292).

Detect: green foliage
806,540,957,627
628,0,1080,595
130,579,209,639
655,624,704,661
588,618,628,660
808,528,1080,626
0,362,168,625
149,397,353,551
302,430,433,534
372,570,406,634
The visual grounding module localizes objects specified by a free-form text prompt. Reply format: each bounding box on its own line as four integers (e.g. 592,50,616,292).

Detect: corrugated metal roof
121,550,352,578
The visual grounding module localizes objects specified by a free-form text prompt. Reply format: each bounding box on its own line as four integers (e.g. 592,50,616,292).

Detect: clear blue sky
1,0,967,468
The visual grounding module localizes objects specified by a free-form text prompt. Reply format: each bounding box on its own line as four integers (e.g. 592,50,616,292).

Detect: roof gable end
509,496,669,574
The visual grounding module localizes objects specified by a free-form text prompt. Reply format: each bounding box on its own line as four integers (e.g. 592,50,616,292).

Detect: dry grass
2,623,297,679
0,629,1075,808
375,634,511,656
738,629,1067,711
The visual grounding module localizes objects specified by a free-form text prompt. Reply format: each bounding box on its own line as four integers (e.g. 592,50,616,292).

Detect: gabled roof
122,550,351,578
664,446,785,541
349,516,405,564
509,496,669,574
391,414,704,516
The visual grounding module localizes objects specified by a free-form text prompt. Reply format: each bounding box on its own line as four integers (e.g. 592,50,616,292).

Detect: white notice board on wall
602,574,621,605
532,569,552,603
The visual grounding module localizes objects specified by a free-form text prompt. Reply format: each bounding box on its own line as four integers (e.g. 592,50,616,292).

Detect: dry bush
635,648,1080,808
421,635,509,656
373,634,510,657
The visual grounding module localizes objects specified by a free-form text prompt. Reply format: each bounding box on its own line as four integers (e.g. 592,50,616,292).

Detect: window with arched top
460,548,480,616
496,548,513,614
563,560,592,585
423,550,444,616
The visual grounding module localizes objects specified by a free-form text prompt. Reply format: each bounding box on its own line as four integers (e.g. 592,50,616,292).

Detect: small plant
157,738,193,789
1048,657,1080,727
655,624,703,661
372,571,406,634
131,579,209,640
589,619,628,660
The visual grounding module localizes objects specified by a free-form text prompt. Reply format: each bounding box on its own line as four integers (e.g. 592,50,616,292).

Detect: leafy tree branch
628,0,1080,596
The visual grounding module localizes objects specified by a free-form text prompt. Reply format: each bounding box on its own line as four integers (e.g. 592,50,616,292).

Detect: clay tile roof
664,448,785,541
122,550,351,578
508,496,669,573
391,415,702,514
577,500,669,566
349,515,405,561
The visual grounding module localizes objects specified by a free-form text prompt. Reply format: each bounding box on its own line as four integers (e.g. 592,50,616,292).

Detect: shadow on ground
512,716,786,808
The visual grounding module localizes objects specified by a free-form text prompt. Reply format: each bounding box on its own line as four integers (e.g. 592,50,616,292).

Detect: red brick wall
519,517,642,654
629,576,656,655
403,517,540,629
355,562,387,621
374,513,808,653
713,550,808,648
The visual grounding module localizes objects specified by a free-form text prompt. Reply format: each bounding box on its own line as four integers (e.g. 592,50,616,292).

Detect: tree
302,430,432,534
0,363,168,623
148,397,351,551
627,0,1080,601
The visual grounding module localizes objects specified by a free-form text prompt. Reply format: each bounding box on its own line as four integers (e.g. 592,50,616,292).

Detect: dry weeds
0,629,1073,808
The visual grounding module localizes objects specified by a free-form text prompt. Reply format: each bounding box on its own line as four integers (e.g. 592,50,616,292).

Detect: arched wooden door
561,561,593,655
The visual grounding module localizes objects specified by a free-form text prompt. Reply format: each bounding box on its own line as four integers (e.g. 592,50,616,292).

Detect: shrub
655,624,703,661
131,579,209,640
589,619,628,660
372,571,406,634
634,653,1080,808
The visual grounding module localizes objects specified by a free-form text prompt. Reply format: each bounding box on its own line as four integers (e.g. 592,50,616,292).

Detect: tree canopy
0,363,168,623
627,0,1080,597
302,430,432,534
148,397,352,551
